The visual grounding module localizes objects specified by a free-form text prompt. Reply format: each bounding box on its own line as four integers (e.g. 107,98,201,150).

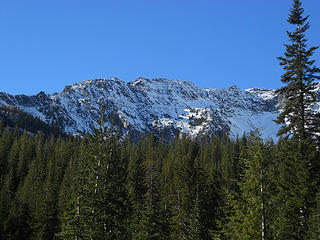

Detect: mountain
1,77,319,140
0,104,65,137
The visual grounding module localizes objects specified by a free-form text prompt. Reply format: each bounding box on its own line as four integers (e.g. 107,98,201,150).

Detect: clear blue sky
1,0,319,95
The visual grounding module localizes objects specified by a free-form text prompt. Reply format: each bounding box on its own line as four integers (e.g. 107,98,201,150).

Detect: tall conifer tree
59,105,129,240
276,0,320,140
275,1,320,238
223,131,270,240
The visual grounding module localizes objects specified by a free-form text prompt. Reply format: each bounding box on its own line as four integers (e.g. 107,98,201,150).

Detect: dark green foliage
223,132,265,239
0,127,14,187
59,116,130,240
275,138,314,239
0,124,318,240
4,196,33,240
273,1,320,238
0,105,65,138
0,119,78,240
309,191,320,239
276,0,320,140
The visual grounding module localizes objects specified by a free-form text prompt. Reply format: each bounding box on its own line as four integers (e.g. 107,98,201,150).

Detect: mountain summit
1,78,318,139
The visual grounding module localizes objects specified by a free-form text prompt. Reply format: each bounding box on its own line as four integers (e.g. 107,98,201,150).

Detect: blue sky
1,0,319,95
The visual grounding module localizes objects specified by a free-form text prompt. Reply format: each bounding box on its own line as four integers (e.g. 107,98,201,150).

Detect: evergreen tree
169,136,192,239
138,133,168,240
5,136,21,198
33,149,60,240
159,139,176,240
4,189,33,240
223,131,268,240
187,195,201,240
16,131,33,185
276,0,320,140
0,182,12,239
127,137,151,239
275,1,320,237
309,191,320,239
261,139,279,240
0,119,4,136
57,138,83,227
127,137,147,209
0,127,14,187
59,107,129,240
276,138,313,239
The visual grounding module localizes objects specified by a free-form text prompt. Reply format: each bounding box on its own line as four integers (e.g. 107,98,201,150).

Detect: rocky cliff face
1,77,319,140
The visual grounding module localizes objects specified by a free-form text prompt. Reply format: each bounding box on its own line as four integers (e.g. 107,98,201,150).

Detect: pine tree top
288,0,309,25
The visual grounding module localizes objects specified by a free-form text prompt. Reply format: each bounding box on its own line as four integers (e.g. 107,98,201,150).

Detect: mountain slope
1,78,318,139
0,105,65,137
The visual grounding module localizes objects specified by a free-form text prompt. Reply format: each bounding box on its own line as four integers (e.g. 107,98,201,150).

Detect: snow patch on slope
0,77,289,140
229,111,279,140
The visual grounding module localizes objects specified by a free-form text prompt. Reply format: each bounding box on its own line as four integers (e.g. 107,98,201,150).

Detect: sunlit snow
1,78,318,140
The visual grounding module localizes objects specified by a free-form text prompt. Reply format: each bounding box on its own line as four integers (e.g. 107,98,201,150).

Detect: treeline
0,105,65,138
0,120,320,239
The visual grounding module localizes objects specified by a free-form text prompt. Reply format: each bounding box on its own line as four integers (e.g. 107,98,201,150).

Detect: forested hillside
0,105,65,138
0,119,319,239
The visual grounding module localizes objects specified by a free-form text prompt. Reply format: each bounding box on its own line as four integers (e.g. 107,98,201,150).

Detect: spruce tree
59,106,129,240
223,131,268,240
138,133,168,240
276,138,311,239
127,138,150,239
276,0,320,140
275,1,320,237
308,191,320,239
33,150,60,240
0,127,14,187
187,196,201,240
16,131,33,185
4,190,33,240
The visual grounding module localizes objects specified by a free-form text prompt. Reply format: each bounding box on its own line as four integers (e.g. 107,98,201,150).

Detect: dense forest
1,0,320,239
0,116,320,240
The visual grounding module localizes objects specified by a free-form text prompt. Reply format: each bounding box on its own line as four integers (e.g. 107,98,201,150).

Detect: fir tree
59,106,129,240
276,0,320,140
308,191,320,239
223,131,268,240
275,1,320,237
57,138,83,227
187,196,201,240
4,191,33,240
16,131,33,185
0,126,14,187
138,133,168,240
275,138,315,239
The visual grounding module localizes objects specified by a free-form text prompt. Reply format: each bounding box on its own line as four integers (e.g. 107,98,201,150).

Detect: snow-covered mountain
1,77,319,140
